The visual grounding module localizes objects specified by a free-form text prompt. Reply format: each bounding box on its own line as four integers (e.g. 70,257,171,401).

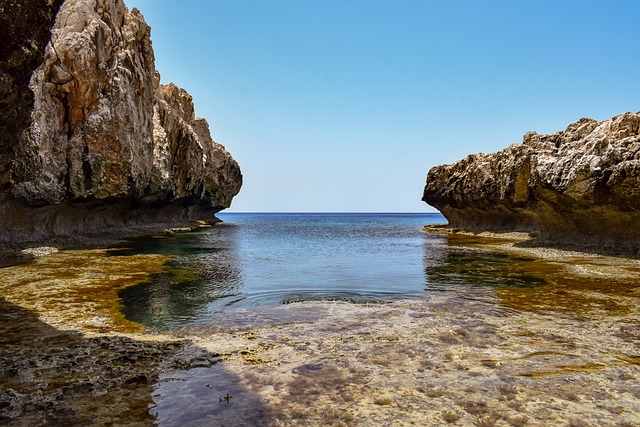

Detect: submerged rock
0,0,242,246
423,112,640,255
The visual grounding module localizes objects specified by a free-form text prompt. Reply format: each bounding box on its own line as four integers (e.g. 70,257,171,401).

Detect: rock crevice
423,112,640,255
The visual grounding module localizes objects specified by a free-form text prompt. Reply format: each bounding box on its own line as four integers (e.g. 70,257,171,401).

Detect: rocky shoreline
0,219,225,272
0,302,186,426
423,112,640,257
2,289,639,426
1,233,639,426
422,223,640,260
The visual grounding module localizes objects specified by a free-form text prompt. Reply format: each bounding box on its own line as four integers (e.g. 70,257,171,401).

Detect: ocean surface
115,212,546,331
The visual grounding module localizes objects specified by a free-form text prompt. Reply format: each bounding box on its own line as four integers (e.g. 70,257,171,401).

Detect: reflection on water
424,248,546,290
118,258,242,331
118,213,444,330
113,228,243,331
114,213,640,332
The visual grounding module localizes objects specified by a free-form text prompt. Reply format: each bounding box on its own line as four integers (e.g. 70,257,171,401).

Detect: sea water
116,213,547,331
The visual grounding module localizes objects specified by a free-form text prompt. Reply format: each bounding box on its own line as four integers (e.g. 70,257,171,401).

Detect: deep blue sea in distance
116,212,546,331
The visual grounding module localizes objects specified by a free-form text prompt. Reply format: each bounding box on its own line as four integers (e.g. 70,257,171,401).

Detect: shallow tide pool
115,213,558,331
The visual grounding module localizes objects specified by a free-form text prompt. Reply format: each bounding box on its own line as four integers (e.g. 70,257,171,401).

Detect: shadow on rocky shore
0,298,266,426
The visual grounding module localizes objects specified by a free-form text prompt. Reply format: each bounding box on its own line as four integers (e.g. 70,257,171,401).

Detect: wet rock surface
1,235,639,426
0,0,242,246
423,112,640,256
182,295,640,427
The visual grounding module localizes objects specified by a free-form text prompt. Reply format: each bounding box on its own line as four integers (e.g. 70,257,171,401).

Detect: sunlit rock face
0,0,242,245
423,112,640,255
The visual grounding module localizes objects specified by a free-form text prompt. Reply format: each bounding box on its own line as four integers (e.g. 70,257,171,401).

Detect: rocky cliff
423,112,640,255
0,0,242,246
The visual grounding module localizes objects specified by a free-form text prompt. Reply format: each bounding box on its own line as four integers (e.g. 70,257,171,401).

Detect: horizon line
219,211,443,214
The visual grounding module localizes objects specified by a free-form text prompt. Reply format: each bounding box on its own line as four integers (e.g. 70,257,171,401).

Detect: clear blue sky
127,0,639,212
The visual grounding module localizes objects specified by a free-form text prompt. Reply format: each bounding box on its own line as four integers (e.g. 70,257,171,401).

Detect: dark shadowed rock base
0,197,223,250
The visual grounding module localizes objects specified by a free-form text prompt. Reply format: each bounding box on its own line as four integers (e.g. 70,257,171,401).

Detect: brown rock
423,112,640,255
0,0,242,246
0,0,65,192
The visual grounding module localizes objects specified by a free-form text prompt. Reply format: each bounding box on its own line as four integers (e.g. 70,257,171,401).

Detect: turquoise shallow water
116,213,546,330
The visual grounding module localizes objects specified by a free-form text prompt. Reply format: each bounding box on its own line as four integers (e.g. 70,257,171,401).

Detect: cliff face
0,0,242,245
0,0,65,192
423,112,640,255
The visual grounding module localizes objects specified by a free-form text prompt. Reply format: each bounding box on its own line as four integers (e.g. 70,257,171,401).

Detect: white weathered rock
423,112,640,255
20,246,59,257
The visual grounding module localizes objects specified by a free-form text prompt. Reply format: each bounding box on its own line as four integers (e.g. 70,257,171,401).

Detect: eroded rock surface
0,0,65,193
423,112,640,255
0,0,242,246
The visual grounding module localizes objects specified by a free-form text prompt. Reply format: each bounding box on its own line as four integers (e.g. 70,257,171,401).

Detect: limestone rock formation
0,0,65,192
423,112,640,255
0,0,242,246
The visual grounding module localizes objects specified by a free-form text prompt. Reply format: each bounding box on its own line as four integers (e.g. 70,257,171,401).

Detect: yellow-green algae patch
428,227,640,281
425,228,640,317
0,248,171,333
